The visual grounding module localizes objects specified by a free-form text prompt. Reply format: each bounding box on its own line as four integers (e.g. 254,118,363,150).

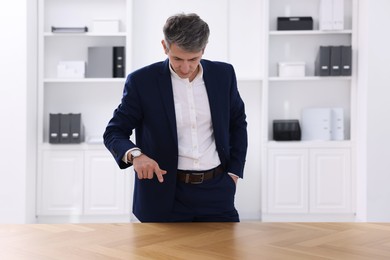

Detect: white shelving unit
261,0,358,221
35,0,358,223
36,0,133,223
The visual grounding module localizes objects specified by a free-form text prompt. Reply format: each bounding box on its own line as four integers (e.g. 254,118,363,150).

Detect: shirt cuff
122,148,139,164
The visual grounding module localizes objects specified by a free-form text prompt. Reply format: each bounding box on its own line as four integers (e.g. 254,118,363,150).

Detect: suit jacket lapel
202,60,221,134
158,59,178,147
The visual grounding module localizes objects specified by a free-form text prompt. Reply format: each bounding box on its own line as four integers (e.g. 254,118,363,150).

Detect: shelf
267,140,352,149
268,76,352,82
44,32,127,37
40,143,105,151
269,30,352,36
43,78,126,83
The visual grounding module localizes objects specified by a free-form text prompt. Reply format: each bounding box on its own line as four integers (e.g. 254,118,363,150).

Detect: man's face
162,41,204,80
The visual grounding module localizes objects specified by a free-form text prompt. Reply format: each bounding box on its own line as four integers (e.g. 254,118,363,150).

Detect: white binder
301,108,332,141
332,0,344,30
319,0,333,30
331,108,345,140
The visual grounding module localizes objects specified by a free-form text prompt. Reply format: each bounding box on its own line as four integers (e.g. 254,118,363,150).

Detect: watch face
132,150,141,157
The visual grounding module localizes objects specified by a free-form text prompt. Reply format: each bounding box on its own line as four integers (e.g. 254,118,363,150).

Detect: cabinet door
39,150,84,215
309,148,352,213
267,149,309,213
84,150,129,215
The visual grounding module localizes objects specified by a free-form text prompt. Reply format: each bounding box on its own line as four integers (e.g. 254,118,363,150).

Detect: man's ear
161,40,168,54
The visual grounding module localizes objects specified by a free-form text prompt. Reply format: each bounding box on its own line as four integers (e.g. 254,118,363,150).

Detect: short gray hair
163,13,210,52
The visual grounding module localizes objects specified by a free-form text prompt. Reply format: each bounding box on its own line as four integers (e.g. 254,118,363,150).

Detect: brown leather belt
177,165,224,184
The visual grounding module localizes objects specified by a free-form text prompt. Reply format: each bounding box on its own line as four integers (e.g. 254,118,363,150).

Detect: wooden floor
1,222,390,259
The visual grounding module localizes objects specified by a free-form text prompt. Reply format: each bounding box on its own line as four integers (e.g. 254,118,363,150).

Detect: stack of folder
319,0,344,30
49,113,83,144
86,46,125,78
315,45,352,76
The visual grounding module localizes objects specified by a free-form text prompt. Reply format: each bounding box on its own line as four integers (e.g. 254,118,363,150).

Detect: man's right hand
132,154,167,183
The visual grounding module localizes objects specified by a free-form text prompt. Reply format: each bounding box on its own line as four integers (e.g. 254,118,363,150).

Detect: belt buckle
190,172,204,184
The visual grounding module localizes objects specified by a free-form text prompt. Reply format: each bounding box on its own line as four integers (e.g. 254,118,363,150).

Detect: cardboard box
92,19,120,33
278,62,305,77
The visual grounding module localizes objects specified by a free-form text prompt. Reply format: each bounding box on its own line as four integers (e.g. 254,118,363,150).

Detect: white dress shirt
170,63,221,171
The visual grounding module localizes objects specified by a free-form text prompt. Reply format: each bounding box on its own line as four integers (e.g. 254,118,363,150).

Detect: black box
277,17,313,30
273,119,301,141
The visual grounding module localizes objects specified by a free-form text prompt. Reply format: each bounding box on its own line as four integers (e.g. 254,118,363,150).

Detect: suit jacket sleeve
103,73,142,169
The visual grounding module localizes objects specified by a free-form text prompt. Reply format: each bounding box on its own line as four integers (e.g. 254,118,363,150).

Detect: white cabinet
37,149,132,222
84,150,129,215
310,149,352,213
38,150,84,215
266,147,353,220
268,149,308,213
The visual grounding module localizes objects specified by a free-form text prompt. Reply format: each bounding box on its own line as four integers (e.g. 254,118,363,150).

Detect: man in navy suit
104,13,247,222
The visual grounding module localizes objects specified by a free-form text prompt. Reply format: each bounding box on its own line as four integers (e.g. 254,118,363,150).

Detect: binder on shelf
315,46,331,76
319,0,344,30
330,46,342,76
113,46,125,78
301,108,332,141
70,113,82,143
319,0,333,30
341,45,352,76
332,0,344,30
86,46,114,78
59,113,71,143
49,114,60,144
331,108,345,140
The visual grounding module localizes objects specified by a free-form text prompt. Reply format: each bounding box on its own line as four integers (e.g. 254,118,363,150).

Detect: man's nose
180,62,190,73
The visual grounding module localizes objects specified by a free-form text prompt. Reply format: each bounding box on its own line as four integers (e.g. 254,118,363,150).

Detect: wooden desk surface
1,222,390,259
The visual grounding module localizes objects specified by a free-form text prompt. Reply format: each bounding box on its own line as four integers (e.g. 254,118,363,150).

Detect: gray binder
59,113,71,143
86,46,113,78
315,46,331,76
330,46,342,76
341,45,352,76
70,113,82,143
49,113,60,143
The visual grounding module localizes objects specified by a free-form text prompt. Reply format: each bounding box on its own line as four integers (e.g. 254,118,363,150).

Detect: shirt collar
169,62,204,83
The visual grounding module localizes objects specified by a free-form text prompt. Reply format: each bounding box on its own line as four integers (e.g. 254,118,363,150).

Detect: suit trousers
169,171,239,222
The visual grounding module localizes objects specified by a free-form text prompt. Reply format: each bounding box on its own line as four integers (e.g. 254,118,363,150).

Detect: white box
92,19,120,33
57,61,85,78
278,62,305,77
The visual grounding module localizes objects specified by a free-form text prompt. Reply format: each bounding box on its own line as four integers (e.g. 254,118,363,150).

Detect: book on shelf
51,26,88,33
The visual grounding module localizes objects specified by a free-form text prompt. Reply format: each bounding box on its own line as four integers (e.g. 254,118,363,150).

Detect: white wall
0,0,36,223
358,0,390,221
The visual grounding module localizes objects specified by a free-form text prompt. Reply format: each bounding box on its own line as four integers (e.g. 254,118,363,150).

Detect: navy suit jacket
104,59,247,222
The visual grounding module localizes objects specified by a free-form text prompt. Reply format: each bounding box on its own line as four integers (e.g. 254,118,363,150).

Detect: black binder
70,113,82,143
59,113,71,143
341,45,352,76
315,46,331,76
113,46,125,78
49,113,60,143
330,46,342,76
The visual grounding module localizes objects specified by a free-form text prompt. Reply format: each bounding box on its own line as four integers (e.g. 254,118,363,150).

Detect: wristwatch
129,149,142,163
